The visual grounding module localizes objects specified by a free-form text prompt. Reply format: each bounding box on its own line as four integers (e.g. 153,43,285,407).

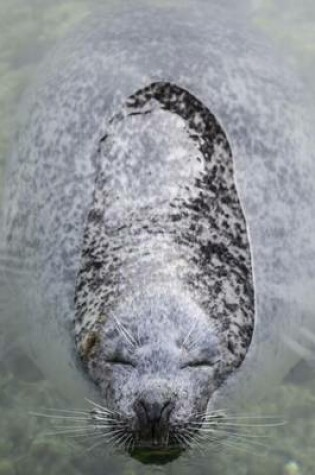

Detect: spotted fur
75,82,254,384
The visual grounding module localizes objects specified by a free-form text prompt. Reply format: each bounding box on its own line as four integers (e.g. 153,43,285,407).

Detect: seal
1,0,315,465
74,82,254,459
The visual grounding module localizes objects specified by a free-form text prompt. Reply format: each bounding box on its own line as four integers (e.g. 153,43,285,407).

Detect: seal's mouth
130,446,184,465
128,431,185,465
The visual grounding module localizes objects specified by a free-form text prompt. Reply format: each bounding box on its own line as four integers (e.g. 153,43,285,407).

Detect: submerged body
1,0,315,462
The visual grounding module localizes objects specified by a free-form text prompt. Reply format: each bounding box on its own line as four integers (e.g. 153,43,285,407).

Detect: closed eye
106,358,135,367
181,360,213,369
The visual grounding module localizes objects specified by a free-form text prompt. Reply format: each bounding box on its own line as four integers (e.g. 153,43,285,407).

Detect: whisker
176,432,194,449
194,408,227,416
84,428,128,453
196,426,271,439
54,432,102,440
85,398,123,417
173,433,186,449
29,412,91,421
113,315,138,348
182,430,205,454
94,428,127,436
202,414,283,421
196,427,272,449
38,408,91,416
196,420,286,428
93,419,127,426
93,419,126,426
92,411,118,419
85,398,126,419
186,336,205,352
45,423,93,429
42,428,98,436
47,422,124,431
200,431,265,457
84,434,113,453
57,430,125,453
181,320,197,349
106,432,129,452
124,434,134,452
113,431,131,449
30,410,125,429
113,436,127,450
129,436,136,453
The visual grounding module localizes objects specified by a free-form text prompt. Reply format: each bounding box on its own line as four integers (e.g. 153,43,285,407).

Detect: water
0,1,315,474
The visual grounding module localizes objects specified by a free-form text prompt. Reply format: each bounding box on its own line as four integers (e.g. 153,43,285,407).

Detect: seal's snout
136,398,173,426
134,391,174,447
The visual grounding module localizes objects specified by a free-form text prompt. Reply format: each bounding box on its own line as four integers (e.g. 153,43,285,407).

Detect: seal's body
1,1,315,461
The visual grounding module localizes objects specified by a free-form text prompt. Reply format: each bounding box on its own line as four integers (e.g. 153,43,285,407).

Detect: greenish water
0,1,315,474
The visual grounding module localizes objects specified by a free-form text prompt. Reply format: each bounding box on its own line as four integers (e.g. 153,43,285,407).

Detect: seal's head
82,292,223,463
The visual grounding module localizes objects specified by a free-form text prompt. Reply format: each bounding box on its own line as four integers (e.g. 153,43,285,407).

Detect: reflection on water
0,1,314,474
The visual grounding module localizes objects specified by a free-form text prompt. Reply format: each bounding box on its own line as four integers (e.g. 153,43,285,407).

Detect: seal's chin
130,446,184,465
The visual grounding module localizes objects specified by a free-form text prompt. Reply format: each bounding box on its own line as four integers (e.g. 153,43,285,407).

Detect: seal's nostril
161,400,174,421
136,398,173,425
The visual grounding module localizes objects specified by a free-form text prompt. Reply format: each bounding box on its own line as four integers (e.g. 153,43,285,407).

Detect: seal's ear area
78,331,100,362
